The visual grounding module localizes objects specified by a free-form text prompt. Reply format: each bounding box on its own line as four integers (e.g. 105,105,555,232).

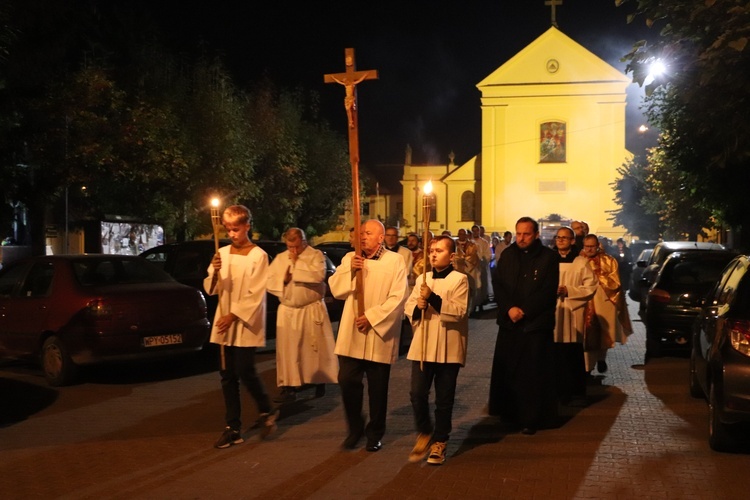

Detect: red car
0,255,210,386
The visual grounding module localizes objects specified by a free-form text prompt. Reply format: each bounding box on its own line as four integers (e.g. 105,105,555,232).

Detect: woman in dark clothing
614,238,633,292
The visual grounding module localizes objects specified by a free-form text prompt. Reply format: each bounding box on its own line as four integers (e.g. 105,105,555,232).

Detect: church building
399,25,632,243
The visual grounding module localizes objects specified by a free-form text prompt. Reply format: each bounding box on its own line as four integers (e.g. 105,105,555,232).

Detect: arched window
461,191,475,221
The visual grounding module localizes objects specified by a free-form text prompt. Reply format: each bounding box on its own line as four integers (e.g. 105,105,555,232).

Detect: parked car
313,241,352,267
140,240,343,338
628,248,654,302
690,253,750,452
629,240,657,262
636,241,727,316
644,250,737,361
0,255,210,386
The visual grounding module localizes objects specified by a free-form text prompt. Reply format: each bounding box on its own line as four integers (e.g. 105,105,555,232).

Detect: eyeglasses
385,233,398,237
555,236,571,240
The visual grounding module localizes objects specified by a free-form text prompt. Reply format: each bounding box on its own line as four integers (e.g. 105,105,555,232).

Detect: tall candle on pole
420,180,434,370
210,197,225,370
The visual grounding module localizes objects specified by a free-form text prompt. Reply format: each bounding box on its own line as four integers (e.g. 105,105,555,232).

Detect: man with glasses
570,221,587,251
384,226,413,279
553,227,597,403
581,234,633,375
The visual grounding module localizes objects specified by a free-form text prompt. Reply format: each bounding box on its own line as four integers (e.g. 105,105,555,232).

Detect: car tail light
86,298,112,318
729,319,750,356
648,288,671,304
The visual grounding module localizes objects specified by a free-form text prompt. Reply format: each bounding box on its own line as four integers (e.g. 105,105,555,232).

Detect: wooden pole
420,181,434,370
210,199,226,371
324,48,378,316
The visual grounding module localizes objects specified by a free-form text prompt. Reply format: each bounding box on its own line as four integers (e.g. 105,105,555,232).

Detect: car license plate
143,334,183,347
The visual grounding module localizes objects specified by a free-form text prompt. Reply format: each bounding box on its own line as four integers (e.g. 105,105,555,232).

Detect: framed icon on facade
540,121,566,163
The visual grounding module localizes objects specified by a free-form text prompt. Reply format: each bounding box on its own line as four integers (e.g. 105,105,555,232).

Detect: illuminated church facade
399,25,632,242
318,25,633,244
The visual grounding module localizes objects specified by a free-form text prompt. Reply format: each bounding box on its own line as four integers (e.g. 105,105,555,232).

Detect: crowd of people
204,207,633,465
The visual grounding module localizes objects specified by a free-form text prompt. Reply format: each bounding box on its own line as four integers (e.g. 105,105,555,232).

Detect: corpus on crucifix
545,0,562,27
324,48,378,315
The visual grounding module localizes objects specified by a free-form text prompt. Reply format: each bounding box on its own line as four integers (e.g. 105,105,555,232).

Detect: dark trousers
338,355,391,443
488,328,557,429
554,342,587,402
220,346,272,430
410,361,461,442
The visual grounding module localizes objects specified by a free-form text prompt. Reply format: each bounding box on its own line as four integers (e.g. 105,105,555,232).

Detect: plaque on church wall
540,121,566,163
538,180,566,192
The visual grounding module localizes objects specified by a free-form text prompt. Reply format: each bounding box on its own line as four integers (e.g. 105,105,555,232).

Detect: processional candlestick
420,180,435,370
210,197,226,370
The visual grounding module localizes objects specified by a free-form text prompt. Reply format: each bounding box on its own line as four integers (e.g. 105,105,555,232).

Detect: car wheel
708,383,736,452
41,336,78,387
689,347,703,399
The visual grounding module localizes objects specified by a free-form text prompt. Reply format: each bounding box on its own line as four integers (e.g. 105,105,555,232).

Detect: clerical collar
432,264,454,279
362,244,385,260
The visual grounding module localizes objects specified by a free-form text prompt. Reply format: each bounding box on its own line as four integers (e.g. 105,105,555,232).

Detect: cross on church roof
545,0,562,27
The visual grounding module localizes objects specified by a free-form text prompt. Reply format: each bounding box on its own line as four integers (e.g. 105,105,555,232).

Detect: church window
460,191,475,221
539,121,566,163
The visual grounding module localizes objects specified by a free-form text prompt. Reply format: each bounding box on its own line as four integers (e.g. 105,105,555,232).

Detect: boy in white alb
404,235,470,465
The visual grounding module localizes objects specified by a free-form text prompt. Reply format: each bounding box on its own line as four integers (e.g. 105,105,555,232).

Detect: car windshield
665,259,731,287
73,258,174,285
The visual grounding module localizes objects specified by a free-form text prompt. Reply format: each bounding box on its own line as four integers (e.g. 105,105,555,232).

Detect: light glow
424,180,433,195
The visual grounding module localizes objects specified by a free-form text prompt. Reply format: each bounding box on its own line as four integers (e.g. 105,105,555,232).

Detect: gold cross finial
545,0,562,27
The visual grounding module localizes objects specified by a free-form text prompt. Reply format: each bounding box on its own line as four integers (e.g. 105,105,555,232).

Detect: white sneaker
427,441,446,465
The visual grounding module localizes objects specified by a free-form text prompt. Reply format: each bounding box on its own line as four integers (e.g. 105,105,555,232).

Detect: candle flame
424,180,433,195
210,197,220,208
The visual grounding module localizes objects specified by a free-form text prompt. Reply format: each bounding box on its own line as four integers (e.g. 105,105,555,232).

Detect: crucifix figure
324,49,378,129
324,48,378,314
545,0,562,27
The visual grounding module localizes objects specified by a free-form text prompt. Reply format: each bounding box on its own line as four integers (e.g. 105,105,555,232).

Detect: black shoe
366,440,382,452
214,426,244,449
597,360,608,373
342,430,364,450
314,384,326,398
521,427,537,435
273,387,296,404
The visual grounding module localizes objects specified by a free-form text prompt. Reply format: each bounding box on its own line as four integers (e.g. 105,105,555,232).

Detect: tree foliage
0,1,351,252
619,0,750,247
609,157,664,240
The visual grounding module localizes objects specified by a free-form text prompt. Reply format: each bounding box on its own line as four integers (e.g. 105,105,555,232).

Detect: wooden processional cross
545,0,562,27
324,48,378,315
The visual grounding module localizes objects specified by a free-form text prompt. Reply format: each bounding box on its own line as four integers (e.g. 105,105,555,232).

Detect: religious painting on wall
539,121,566,163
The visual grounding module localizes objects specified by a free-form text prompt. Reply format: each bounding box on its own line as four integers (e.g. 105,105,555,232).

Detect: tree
619,0,750,248
609,157,664,240
0,1,351,252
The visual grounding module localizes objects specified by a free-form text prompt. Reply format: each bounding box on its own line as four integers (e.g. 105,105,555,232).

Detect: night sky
144,0,658,170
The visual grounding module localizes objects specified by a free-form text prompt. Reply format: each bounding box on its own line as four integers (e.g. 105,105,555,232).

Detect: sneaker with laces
259,408,279,439
214,426,243,449
427,441,447,465
408,433,432,463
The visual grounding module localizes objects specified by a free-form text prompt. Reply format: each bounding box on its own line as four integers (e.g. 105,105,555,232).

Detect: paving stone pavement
2,299,750,499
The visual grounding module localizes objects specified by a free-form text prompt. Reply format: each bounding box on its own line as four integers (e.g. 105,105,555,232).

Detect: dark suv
636,241,726,317
140,240,342,338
